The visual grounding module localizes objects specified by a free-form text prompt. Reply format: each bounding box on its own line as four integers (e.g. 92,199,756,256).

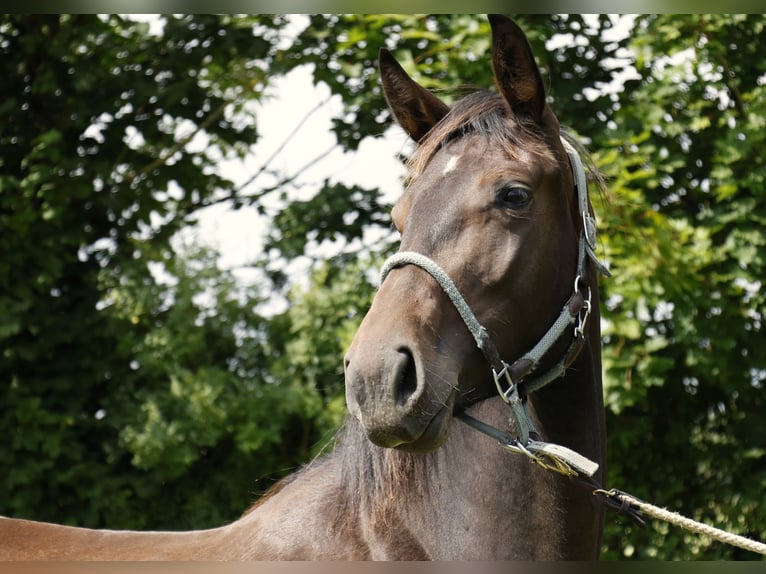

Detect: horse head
344,15,587,453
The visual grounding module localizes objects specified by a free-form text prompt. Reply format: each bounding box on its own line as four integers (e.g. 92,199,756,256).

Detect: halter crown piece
379,137,610,479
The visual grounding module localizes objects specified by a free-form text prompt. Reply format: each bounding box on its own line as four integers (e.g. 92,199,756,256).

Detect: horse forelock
406,90,555,183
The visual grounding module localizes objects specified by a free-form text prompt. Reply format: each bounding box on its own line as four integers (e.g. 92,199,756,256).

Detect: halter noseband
378,137,610,478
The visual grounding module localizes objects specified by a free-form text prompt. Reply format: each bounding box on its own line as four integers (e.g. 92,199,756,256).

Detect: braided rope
380,251,492,354
615,491,766,556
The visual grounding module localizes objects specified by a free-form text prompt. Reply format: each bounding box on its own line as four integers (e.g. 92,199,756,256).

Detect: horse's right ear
488,14,546,124
379,48,450,143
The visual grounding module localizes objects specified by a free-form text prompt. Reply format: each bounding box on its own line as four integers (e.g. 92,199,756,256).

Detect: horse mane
237,413,433,536
407,90,607,201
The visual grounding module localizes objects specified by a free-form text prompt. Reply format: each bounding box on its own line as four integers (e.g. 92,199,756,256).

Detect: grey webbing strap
562,137,611,278
522,302,577,364
561,138,590,222
511,291,584,379
523,331,586,394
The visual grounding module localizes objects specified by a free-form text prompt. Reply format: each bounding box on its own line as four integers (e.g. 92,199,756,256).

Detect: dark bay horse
0,15,607,560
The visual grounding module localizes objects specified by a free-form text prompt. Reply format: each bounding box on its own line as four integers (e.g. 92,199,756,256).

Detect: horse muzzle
344,342,457,453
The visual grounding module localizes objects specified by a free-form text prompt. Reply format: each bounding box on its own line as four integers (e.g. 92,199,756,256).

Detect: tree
2,14,765,560
592,14,766,559
0,14,340,529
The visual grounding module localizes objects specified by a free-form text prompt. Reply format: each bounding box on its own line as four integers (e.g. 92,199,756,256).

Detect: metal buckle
573,276,592,339
492,361,517,405
574,298,591,338
493,361,538,445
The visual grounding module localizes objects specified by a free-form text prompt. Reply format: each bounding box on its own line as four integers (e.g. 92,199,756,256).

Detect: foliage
0,14,332,529
593,14,766,559
2,14,765,560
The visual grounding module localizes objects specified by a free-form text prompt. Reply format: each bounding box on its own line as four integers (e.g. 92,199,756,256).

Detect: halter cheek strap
378,136,609,477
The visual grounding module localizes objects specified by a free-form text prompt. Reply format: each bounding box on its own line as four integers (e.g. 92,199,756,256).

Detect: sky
123,14,413,296
191,65,409,274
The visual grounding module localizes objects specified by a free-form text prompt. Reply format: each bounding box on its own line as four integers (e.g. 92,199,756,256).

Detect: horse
0,14,608,560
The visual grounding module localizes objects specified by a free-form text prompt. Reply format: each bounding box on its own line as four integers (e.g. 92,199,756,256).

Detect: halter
379,137,610,478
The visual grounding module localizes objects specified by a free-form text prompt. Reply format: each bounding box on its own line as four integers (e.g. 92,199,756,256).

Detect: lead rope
459,410,766,555
597,490,766,556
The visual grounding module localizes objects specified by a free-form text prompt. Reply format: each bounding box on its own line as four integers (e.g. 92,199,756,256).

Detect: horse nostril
394,347,419,406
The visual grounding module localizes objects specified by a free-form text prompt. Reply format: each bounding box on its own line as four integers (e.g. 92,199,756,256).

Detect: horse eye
499,186,531,209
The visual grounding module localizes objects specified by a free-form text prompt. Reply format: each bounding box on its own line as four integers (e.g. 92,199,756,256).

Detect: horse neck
337,338,605,560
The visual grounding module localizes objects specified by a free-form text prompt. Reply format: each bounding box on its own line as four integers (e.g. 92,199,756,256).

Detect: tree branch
198,97,336,211
234,96,332,196
110,66,272,192
200,143,338,211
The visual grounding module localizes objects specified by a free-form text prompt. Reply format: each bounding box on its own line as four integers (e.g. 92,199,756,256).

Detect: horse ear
379,48,450,143
488,14,546,123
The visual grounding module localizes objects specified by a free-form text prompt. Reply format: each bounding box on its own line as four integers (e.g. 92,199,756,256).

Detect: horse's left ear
488,14,546,124
379,48,450,143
